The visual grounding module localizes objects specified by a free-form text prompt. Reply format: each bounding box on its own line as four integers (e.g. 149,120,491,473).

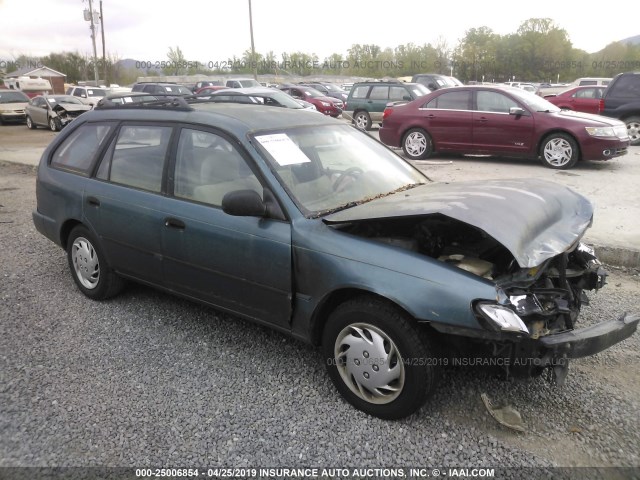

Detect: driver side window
173,129,262,207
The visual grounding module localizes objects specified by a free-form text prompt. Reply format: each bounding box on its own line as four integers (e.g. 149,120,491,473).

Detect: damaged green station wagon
33,98,639,419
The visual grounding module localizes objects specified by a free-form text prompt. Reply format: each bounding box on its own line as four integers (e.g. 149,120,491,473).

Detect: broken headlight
477,302,529,334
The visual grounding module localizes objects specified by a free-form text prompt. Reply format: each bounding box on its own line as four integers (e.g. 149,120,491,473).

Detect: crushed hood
324,179,593,268
52,103,91,114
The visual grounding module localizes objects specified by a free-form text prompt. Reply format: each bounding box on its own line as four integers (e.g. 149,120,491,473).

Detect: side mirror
509,107,526,116
428,83,437,90
402,95,411,101
222,190,266,217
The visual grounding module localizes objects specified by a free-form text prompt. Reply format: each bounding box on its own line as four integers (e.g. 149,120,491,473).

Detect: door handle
87,196,100,207
164,218,186,230
426,114,436,119
476,117,489,123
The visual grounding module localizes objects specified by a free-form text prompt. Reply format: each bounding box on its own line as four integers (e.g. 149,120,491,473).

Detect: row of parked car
4,72,639,171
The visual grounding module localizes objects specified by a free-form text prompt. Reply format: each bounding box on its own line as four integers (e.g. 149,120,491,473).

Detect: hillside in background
621,34,640,46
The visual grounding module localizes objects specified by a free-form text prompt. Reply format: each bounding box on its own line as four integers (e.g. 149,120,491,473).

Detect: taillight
382,107,392,120
598,99,604,114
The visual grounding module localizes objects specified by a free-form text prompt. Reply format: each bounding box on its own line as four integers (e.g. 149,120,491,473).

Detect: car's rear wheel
539,133,579,169
49,117,60,132
26,116,36,129
322,296,437,419
353,111,372,131
624,116,640,146
67,225,124,300
402,128,433,160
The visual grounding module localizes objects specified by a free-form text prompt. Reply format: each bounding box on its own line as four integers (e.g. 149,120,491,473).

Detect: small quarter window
51,123,113,174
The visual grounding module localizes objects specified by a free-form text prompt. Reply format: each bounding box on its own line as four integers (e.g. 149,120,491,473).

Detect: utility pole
100,0,106,84
85,0,100,84
248,0,258,81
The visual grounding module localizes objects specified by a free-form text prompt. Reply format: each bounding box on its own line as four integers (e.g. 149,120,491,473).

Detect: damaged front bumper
539,312,639,360
515,312,639,384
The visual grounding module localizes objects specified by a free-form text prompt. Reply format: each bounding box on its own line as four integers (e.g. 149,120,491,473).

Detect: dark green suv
343,81,429,130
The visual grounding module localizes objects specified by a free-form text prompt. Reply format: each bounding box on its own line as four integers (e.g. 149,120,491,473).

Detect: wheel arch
537,129,582,160
59,219,85,250
308,287,427,346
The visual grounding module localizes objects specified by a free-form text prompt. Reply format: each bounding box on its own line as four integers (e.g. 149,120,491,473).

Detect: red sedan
543,86,605,114
279,85,343,117
379,86,629,169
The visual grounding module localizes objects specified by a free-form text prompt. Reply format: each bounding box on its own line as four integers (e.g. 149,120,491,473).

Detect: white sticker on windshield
255,133,311,166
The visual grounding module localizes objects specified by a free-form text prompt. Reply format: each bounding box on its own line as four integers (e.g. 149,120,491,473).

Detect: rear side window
51,123,113,174
97,125,172,192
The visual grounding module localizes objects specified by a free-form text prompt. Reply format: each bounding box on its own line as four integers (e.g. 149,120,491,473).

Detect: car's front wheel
26,116,37,129
66,225,124,300
402,128,433,160
322,296,438,419
624,116,640,146
353,111,372,131
49,117,61,132
539,133,579,169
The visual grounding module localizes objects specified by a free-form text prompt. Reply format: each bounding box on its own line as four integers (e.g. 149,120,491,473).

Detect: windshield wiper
311,183,424,219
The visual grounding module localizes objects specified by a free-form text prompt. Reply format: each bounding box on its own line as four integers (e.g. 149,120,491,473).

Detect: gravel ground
1,161,639,478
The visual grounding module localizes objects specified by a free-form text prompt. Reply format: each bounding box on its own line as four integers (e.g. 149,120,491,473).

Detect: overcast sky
0,0,637,66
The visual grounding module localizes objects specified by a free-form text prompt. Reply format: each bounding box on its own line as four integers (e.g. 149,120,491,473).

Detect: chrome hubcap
334,323,404,404
628,121,640,143
405,132,426,157
72,237,100,289
543,138,572,166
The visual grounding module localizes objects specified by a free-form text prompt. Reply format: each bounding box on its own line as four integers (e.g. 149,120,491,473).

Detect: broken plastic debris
481,393,526,432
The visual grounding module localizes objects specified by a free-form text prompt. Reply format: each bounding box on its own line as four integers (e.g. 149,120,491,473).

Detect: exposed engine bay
52,104,89,126
335,214,610,381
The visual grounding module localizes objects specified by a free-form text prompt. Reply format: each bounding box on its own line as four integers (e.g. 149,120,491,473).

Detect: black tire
402,128,433,160
539,132,579,169
624,116,640,146
353,111,372,131
66,225,124,300
26,116,37,129
322,296,438,420
49,117,60,132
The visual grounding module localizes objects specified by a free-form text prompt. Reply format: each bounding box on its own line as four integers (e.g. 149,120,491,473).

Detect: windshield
323,84,345,93
86,89,106,97
161,85,192,95
508,88,560,112
259,91,303,109
410,84,431,96
0,91,30,103
303,87,325,98
239,79,261,88
253,124,426,216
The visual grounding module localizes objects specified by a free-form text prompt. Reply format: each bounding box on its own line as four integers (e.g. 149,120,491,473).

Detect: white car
65,85,108,107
